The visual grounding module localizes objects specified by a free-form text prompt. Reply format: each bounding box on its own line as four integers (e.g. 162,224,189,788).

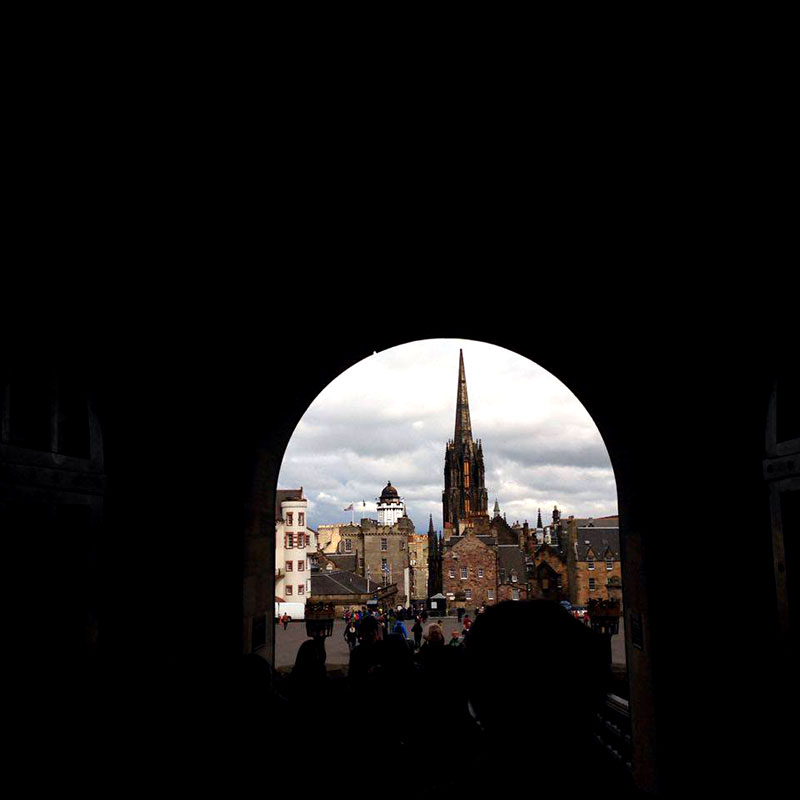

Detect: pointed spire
428,514,435,535
537,508,543,528
493,498,500,518
453,349,473,444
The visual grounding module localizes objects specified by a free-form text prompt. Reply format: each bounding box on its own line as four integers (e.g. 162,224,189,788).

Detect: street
274,614,626,672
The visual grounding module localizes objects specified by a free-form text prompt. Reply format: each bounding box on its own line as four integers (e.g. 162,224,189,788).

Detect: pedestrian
392,617,408,640
457,607,464,623
449,631,461,647
281,613,290,630
344,620,358,651
412,617,423,650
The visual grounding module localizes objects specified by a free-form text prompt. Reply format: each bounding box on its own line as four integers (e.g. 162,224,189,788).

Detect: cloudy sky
278,338,618,533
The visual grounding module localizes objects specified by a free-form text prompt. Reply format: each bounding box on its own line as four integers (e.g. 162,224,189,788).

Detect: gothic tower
442,349,489,535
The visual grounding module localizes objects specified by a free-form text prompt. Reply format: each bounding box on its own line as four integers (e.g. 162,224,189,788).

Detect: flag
343,504,354,511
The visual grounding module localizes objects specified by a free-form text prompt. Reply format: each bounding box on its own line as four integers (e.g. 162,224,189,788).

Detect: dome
380,481,399,501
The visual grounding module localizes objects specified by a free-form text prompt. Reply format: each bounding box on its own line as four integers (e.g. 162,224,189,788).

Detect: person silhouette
455,600,633,797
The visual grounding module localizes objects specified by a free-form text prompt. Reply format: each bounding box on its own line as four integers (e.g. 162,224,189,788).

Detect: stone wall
442,534,497,611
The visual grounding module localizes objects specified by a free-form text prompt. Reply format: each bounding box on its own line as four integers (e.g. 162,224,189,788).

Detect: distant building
326,482,416,605
567,518,622,608
275,488,314,605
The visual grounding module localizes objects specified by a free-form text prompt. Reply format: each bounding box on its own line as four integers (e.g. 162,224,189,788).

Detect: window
478,568,484,578
286,585,293,596
460,567,468,580
512,588,520,601
588,560,595,570
286,561,293,571
511,573,518,583
487,589,495,601
557,577,563,589
297,584,304,595
286,512,293,526
381,537,388,551
298,512,304,526
297,533,305,548
400,541,405,550
297,561,304,571
589,577,596,591
345,539,352,552
286,533,294,548
465,589,472,600
449,568,455,578
381,558,388,572
465,498,470,514
606,559,613,571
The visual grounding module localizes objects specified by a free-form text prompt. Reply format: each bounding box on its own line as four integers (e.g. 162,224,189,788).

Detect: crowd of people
233,599,641,798
341,605,479,653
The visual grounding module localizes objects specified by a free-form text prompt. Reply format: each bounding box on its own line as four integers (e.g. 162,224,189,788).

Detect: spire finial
454,349,473,444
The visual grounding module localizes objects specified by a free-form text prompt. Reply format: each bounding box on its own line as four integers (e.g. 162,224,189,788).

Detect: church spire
537,508,543,528
428,514,435,535
453,349,473,444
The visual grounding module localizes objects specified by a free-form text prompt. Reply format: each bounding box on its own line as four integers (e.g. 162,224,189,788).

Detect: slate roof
497,545,527,584
275,489,304,519
574,527,620,561
327,554,357,572
445,534,495,549
311,570,375,596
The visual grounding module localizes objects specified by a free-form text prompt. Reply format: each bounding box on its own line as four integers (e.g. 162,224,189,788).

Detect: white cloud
279,338,617,532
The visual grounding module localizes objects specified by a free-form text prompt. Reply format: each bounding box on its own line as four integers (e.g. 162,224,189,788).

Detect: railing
593,693,633,775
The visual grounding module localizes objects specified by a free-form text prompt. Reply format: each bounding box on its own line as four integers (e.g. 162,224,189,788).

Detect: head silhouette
464,599,608,739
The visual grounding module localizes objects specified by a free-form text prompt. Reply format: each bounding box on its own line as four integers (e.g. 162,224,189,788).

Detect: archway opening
268,338,636,789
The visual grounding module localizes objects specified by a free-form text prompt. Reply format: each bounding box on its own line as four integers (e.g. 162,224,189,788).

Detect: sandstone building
326,481,415,605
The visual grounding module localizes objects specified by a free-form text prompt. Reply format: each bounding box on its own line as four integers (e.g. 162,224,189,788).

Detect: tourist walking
281,613,290,630
344,620,358,651
412,617,423,650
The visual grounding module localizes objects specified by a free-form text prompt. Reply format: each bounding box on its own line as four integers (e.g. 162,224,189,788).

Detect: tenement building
275,488,315,605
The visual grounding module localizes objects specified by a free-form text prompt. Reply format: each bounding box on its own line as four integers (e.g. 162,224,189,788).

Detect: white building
275,488,314,614
376,481,406,526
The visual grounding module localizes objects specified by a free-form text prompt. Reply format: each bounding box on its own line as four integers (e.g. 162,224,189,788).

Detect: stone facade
442,532,498,611
407,532,429,602
330,489,416,605
530,544,568,602
567,520,622,608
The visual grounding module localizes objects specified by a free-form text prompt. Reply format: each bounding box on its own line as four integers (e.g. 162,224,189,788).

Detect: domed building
331,480,421,605
377,481,406,526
